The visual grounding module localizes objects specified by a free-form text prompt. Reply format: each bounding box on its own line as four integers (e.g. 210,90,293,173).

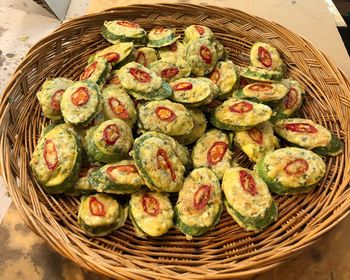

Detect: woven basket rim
1,4,350,279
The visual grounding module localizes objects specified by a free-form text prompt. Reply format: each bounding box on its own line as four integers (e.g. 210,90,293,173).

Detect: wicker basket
1,4,350,279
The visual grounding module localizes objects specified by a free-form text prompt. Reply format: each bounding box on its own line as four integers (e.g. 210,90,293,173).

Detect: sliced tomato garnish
239,170,258,196
103,124,120,145
207,99,222,109
207,141,228,165
71,87,90,106
129,67,151,83
103,52,120,63
284,123,317,134
161,67,179,78
195,25,205,35
248,127,263,144
229,101,253,114
247,83,273,91
108,97,129,119
168,42,177,52
142,194,160,217
80,61,97,80
89,197,106,216
107,164,138,180
173,82,193,91
50,89,64,111
135,51,147,67
43,139,58,171
258,46,272,67
200,45,212,64
155,106,177,122
284,88,298,109
193,185,211,210
209,68,220,84
153,26,166,35
116,20,139,28
284,159,309,176
156,148,176,181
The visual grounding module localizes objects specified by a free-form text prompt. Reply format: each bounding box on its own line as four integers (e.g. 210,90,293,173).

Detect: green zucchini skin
312,133,343,156
147,27,180,48
127,80,172,100
240,66,283,82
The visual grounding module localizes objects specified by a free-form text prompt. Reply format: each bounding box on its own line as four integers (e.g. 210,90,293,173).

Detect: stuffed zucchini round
78,194,128,236
158,40,186,60
240,66,283,82
85,119,133,163
250,42,285,72
119,62,172,100
274,118,343,156
88,160,144,194
134,47,158,67
183,25,214,45
132,132,185,192
30,124,82,194
65,165,97,196
186,38,218,76
222,167,278,231
129,191,174,237
148,58,191,82
192,129,232,180
255,147,326,195
234,122,279,162
209,61,238,99
137,100,194,136
174,167,222,239
80,57,111,88
102,20,147,45
147,26,180,48
210,98,272,130
36,78,74,121
101,85,137,126
61,80,102,125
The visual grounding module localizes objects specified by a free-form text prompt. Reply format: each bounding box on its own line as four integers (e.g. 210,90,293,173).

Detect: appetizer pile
30,21,343,239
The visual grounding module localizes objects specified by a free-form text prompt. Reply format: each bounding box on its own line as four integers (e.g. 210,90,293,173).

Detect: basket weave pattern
1,4,350,279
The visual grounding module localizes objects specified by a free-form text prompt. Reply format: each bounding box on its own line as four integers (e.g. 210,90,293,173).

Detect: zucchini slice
80,57,111,88
158,40,186,60
102,20,147,46
132,132,185,192
255,147,326,195
240,66,283,82
65,165,97,196
36,77,74,121
209,61,238,99
137,100,194,136
88,160,144,194
273,118,343,156
222,167,278,231
85,119,133,163
174,167,222,240
148,58,191,82
210,98,272,131
78,194,128,236
183,25,214,45
250,42,285,72
30,124,82,194
129,191,173,237
192,129,232,180
101,85,137,126
61,80,102,126
134,47,158,67
186,38,218,76
147,26,180,48
213,39,228,61
234,121,279,162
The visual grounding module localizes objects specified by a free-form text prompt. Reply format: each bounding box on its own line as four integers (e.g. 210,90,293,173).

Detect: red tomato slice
71,87,90,106
155,106,177,122
103,52,120,63
200,45,212,64
129,67,151,83
247,83,273,91
209,68,220,84
284,159,309,176
161,67,179,78
80,61,97,80
173,82,193,91
103,124,120,145
239,170,258,196
116,20,139,28
43,139,58,171
142,194,160,216
108,97,129,119
156,148,176,181
284,123,318,133
284,88,298,109
248,127,263,144
50,89,64,111
194,25,205,35
135,51,147,67
258,46,272,67
193,185,211,210
89,197,106,216
207,141,228,165
229,101,253,114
